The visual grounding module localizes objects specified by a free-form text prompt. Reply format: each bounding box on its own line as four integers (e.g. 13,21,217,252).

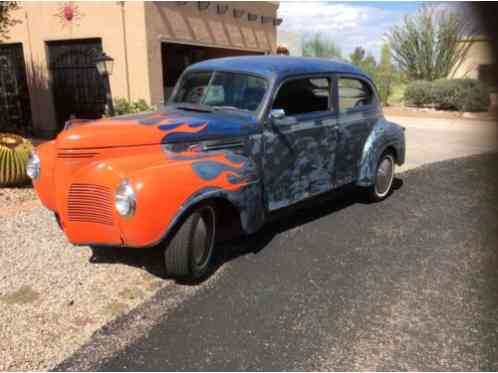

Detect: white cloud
277,1,412,60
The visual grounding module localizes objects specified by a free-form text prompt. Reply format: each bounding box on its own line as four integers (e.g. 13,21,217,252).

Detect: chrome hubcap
375,155,394,197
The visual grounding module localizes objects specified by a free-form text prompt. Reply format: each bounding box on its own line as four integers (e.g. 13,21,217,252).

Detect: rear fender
357,119,405,187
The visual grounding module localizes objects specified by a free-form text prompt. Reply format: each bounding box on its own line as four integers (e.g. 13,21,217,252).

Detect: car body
30,56,405,279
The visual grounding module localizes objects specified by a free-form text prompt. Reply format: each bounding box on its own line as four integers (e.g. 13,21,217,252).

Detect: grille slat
67,196,113,204
67,183,114,226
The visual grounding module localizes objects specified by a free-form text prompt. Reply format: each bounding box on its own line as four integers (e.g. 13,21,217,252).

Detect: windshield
171,71,268,113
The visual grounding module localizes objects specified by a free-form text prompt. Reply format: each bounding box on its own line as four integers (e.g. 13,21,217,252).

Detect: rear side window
338,78,375,113
273,77,331,116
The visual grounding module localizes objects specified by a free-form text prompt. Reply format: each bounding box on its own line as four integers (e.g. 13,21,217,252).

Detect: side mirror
270,108,285,120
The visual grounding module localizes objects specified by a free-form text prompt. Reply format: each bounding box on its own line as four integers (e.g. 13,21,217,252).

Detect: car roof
186,56,368,81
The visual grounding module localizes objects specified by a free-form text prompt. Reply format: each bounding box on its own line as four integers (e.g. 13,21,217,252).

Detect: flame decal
159,122,208,142
191,154,249,186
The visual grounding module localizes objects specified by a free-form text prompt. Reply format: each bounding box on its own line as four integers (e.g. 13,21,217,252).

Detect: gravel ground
0,207,174,371
0,185,37,213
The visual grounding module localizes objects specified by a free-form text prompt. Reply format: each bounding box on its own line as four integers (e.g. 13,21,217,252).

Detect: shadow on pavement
89,178,404,284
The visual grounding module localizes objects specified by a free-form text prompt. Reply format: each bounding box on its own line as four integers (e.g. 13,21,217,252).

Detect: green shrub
431,79,460,110
431,79,490,112
404,80,433,107
387,82,406,106
0,133,33,187
113,98,154,116
404,79,490,112
454,79,489,112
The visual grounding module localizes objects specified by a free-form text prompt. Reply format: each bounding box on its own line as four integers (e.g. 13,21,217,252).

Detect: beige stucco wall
3,2,150,136
449,37,495,79
2,1,278,137
144,1,278,106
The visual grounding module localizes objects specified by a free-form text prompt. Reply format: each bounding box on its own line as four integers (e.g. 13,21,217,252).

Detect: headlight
114,179,136,218
26,149,40,180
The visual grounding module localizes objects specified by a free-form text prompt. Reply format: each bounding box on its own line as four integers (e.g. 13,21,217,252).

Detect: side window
338,78,375,113
273,77,330,116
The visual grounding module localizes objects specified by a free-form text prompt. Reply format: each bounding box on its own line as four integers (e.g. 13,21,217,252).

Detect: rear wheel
164,203,216,280
366,151,395,202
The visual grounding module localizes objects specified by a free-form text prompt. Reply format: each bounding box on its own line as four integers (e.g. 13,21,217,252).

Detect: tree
348,45,395,106
348,47,376,77
349,47,366,67
387,4,473,81
376,44,394,105
362,53,377,77
0,2,19,40
303,33,342,59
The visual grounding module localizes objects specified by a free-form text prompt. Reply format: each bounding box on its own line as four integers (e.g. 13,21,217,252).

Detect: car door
262,75,339,211
335,75,380,185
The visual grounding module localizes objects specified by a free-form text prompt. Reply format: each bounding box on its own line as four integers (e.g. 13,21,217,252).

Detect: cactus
0,133,33,187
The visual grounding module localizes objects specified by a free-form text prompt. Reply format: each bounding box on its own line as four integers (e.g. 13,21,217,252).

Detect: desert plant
387,4,473,81
0,133,33,186
404,80,433,107
113,98,154,116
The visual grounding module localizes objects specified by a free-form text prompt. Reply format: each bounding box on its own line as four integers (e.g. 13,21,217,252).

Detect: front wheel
163,203,216,280
366,152,395,202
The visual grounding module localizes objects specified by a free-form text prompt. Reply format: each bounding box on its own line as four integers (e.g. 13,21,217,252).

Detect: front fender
114,149,263,247
159,182,265,245
357,119,405,186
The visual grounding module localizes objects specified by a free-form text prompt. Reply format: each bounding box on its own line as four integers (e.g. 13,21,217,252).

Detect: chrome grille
67,183,114,225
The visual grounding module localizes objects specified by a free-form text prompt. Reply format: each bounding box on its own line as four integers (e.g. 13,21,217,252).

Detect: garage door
162,42,264,100
0,43,32,134
47,38,106,130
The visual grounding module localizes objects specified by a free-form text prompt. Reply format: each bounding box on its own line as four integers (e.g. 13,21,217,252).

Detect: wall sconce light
95,52,115,116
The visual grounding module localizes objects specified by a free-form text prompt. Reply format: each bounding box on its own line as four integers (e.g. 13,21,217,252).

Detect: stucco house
449,35,495,82
0,1,280,138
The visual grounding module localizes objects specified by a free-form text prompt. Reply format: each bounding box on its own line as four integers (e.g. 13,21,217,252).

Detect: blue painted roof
186,56,367,80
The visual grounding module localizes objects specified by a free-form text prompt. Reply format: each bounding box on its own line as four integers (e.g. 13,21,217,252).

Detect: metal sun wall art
55,2,83,29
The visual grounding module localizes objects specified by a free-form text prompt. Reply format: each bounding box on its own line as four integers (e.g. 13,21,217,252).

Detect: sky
277,1,458,60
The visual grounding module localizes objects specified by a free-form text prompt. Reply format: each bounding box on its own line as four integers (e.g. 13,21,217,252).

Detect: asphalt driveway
57,152,498,371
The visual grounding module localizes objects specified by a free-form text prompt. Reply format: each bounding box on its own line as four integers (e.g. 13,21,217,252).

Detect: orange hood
55,109,259,150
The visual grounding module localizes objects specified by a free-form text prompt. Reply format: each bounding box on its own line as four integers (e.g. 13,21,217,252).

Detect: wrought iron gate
48,39,106,130
0,43,31,134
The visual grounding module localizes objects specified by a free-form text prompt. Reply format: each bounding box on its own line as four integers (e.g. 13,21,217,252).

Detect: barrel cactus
0,133,33,186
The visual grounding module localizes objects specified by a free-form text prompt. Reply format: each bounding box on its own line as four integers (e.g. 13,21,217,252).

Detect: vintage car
28,56,405,280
